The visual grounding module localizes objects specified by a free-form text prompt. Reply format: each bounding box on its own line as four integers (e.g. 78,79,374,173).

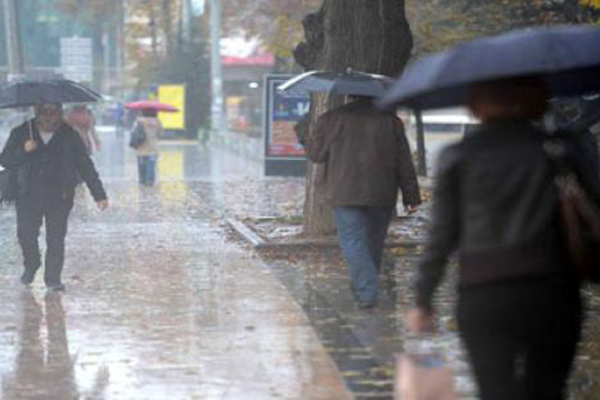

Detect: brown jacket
306,99,421,207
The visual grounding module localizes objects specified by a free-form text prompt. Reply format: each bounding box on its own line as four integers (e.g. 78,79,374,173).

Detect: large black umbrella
278,70,394,97
379,25,600,110
0,78,102,109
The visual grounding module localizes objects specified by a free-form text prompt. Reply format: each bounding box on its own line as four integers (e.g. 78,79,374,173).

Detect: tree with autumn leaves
289,0,600,235
55,0,211,135
220,0,320,72
407,0,600,56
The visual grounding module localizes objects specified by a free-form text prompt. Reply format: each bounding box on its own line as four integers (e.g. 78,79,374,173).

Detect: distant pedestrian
65,105,101,156
114,102,125,137
306,96,421,309
0,103,109,291
132,109,163,186
407,77,600,400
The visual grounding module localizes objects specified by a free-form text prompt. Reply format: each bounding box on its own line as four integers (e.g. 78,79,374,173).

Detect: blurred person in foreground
0,103,108,291
306,95,421,309
407,77,600,400
132,108,163,187
65,105,101,157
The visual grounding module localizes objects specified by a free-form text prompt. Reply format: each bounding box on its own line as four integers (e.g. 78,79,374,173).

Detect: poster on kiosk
264,75,309,176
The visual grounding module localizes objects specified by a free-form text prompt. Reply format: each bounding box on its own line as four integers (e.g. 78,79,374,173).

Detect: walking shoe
20,270,36,287
47,283,66,292
357,299,377,309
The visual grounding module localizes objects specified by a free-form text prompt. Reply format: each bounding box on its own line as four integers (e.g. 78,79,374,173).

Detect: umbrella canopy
124,100,178,112
278,70,394,97
379,25,600,110
0,78,102,109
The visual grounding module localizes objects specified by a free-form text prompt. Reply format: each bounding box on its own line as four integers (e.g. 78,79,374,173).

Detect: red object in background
221,53,275,66
124,100,178,112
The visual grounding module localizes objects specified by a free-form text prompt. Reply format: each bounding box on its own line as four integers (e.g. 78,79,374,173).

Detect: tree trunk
295,0,413,237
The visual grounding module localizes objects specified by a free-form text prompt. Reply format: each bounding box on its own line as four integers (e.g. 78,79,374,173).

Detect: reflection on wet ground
0,128,598,399
0,130,350,399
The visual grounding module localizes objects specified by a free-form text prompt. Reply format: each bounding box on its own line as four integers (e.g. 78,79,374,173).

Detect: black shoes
20,269,65,292
20,269,37,287
47,283,66,292
357,299,377,309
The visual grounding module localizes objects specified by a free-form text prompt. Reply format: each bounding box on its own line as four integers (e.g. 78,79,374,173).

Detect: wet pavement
0,126,599,399
0,128,350,399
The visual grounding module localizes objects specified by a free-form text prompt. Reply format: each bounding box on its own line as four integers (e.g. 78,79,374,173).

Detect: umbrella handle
28,119,34,141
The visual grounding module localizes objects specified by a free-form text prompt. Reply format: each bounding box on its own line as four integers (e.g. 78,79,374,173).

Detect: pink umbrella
124,100,178,112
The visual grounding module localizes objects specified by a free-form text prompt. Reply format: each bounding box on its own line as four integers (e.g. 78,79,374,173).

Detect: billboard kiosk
264,75,309,176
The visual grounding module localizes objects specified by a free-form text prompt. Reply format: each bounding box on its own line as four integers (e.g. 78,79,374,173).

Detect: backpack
129,123,147,149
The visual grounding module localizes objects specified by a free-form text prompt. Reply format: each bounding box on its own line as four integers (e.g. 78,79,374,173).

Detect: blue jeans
334,206,394,303
137,155,158,186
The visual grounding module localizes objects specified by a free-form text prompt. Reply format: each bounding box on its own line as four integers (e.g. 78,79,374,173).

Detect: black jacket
415,120,600,311
0,120,107,202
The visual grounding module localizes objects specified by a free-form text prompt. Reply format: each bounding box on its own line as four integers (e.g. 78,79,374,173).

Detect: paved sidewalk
0,130,352,399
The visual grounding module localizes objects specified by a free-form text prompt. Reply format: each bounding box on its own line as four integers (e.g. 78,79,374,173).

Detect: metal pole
115,0,125,99
209,0,225,132
414,109,428,176
3,0,24,79
102,32,111,93
182,0,191,43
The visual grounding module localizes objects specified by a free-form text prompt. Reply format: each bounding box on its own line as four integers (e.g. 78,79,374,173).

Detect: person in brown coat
306,96,421,308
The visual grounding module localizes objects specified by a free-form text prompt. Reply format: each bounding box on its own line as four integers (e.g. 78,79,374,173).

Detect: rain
1,1,600,399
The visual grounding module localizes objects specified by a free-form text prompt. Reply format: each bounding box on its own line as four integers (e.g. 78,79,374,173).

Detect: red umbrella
124,100,178,112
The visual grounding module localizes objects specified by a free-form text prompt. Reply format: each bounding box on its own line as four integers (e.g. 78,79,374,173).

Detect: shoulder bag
544,137,600,283
129,123,147,149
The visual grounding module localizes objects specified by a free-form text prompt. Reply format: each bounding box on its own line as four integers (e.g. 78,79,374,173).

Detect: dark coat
0,120,107,202
415,120,600,312
306,99,421,207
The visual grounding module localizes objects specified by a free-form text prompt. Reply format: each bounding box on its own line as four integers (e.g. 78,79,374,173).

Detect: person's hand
406,308,435,333
24,140,38,153
97,199,109,211
405,204,420,214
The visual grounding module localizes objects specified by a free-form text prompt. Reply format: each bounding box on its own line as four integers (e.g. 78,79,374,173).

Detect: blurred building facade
221,36,275,136
0,1,119,92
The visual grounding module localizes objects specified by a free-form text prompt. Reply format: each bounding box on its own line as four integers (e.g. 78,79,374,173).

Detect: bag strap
544,137,600,281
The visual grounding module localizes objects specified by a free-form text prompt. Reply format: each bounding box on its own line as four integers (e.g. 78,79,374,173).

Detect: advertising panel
265,75,310,159
158,84,186,130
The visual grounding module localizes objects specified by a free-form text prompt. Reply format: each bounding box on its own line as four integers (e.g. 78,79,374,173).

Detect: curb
226,218,266,247
226,217,424,250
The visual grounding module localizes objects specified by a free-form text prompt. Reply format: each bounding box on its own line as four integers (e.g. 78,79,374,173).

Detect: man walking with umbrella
306,94,421,308
0,103,108,290
280,70,422,308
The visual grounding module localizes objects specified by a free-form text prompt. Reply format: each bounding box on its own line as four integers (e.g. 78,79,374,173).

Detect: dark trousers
16,197,74,286
458,278,582,400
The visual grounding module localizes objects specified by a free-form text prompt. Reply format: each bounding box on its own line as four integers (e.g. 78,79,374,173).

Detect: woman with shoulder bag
407,77,600,400
132,109,162,186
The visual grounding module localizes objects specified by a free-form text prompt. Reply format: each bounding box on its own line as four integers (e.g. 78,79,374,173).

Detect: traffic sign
60,37,93,82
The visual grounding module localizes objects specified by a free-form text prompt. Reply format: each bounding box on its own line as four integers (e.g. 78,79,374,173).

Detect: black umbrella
278,70,394,97
0,78,102,109
379,25,600,110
